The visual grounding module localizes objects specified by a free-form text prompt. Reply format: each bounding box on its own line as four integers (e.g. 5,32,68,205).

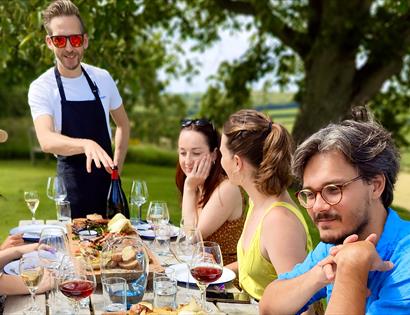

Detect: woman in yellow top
220,109,312,301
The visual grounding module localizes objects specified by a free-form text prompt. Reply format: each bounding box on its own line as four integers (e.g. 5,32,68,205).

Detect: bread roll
86,213,103,220
122,246,137,262
118,259,140,270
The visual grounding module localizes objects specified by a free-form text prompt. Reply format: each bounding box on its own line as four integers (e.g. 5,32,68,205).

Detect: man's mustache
314,212,341,223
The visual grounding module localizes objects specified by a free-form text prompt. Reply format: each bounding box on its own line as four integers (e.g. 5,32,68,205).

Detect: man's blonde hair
43,0,85,34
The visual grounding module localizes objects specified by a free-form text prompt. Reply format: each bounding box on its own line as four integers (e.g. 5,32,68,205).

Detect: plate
9,224,67,242
3,251,39,275
134,223,151,231
137,226,179,240
78,230,98,240
169,263,236,285
3,260,19,275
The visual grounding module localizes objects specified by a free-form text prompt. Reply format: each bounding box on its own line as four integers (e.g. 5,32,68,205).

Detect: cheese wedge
108,213,128,229
108,218,133,233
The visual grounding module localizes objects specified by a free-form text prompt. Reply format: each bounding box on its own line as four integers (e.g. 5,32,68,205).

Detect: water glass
56,200,71,223
153,268,177,309
154,223,171,256
102,277,127,312
101,237,149,308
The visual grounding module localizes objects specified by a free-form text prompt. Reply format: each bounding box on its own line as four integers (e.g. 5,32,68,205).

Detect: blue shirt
278,208,410,314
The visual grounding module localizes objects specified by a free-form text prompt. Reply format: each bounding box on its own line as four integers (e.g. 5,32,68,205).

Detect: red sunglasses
49,34,84,48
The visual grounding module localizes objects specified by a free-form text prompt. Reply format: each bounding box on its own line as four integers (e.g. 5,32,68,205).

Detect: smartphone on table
206,290,251,304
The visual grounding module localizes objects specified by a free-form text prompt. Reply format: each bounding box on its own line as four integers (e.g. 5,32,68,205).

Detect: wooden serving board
66,223,163,282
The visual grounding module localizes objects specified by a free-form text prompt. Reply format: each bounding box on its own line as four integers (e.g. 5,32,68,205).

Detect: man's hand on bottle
82,139,114,173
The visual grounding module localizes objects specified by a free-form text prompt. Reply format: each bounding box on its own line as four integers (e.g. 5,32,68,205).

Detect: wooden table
3,220,259,314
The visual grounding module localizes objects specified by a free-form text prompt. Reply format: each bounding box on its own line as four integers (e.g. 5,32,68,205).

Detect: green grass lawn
0,160,180,241
1,159,409,247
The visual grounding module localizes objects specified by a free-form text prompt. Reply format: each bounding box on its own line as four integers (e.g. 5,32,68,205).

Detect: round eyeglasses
296,176,363,209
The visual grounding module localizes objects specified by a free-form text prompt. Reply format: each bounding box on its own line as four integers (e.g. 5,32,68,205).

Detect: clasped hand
317,233,393,286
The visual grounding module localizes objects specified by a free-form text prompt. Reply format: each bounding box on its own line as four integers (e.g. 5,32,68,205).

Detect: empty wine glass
24,191,39,224
174,224,203,303
190,241,223,311
47,176,67,202
19,254,44,315
146,201,170,227
58,256,96,314
130,179,148,225
38,226,69,309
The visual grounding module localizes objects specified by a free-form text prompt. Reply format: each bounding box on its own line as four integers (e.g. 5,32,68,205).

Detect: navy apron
55,66,112,218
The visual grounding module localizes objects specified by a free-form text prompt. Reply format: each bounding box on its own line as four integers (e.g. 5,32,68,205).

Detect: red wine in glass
190,265,223,284
59,280,95,301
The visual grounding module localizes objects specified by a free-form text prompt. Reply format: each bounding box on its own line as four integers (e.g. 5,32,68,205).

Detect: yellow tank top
237,200,312,300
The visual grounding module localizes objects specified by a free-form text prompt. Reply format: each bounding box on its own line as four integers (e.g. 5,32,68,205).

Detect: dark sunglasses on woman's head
181,119,213,128
49,34,84,48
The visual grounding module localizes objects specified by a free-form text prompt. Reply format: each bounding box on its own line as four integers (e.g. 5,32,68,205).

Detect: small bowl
78,230,98,241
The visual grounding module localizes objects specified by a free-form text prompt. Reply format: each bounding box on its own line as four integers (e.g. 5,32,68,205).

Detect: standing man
28,0,130,218
259,107,410,314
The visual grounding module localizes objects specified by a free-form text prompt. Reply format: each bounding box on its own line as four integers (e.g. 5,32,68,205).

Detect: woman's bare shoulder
216,178,241,194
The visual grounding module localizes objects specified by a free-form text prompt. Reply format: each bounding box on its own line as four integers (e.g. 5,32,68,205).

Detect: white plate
169,263,236,285
9,224,67,242
134,223,151,231
137,226,179,240
3,252,39,275
3,260,19,275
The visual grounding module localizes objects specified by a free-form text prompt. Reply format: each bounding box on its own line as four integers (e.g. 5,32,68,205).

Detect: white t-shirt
28,63,122,137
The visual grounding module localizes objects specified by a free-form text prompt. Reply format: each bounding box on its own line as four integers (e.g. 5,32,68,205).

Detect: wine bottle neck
111,169,119,180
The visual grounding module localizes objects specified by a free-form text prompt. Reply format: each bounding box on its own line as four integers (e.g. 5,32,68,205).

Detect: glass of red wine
189,241,223,311
58,255,96,314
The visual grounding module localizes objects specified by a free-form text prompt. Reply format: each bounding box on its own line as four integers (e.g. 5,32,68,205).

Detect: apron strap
54,65,101,102
81,66,100,99
54,67,66,102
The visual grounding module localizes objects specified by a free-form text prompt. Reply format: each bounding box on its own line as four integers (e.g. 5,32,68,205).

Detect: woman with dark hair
176,119,245,265
220,109,312,301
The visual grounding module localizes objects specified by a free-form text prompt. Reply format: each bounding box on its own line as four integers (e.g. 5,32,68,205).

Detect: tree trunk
292,44,358,144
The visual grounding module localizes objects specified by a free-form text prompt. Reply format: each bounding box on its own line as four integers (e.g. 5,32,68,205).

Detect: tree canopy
1,0,409,145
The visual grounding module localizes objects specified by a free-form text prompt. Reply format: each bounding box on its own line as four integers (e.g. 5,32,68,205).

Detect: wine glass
38,227,69,309
173,224,203,303
58,255,96,314
146,201,170,227
46,176,67,202
38,227,68,270
190,241,223,311
19,254,44,315
130,179,148,225
24,191,39,224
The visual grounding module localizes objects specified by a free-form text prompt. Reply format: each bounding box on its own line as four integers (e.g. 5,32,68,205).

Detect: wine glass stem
197,283,207,310
73,301,80,314
32,215,35,224
138,205,142,221
30,291,36,307
185,264,190,292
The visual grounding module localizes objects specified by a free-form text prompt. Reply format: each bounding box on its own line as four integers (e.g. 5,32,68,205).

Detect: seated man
324,234,393,314
260,107,410,314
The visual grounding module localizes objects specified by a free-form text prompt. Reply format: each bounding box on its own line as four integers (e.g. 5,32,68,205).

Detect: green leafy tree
0,0,189,145
187,0,410,143
1,0,409,146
